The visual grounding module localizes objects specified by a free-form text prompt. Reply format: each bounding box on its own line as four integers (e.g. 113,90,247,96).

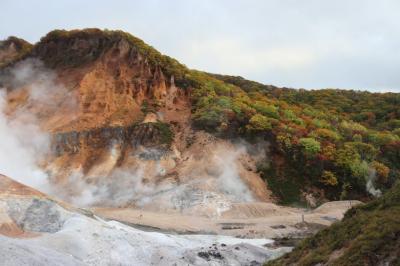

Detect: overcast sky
1,0,399,92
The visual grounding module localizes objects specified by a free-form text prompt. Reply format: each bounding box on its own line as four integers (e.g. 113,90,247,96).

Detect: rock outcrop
0,36,32,67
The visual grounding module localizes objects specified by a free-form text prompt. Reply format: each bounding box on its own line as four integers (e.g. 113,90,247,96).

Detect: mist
366,167,382,198
55,141,258,215
0,89,50,190
0,59,76,193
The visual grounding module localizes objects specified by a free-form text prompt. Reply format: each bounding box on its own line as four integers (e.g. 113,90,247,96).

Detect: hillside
266,182,400,266
1,28,399,207
209,74,400,203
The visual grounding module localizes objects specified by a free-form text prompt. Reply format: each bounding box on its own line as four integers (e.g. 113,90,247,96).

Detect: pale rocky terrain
0,174,292,266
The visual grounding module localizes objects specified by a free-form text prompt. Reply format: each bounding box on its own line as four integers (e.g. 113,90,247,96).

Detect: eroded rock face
51,121,173,178
31,30,171,130
53,122,171,155
2,30,187,132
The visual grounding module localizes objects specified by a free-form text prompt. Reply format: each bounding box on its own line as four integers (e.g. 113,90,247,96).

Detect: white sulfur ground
0,209,290,266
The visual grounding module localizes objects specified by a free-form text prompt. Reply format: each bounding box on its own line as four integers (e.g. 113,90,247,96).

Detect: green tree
311,128,341,142
346,142,378,162
252,101,279,119
320,170,338,186
246,114,272,132
299,137,321,156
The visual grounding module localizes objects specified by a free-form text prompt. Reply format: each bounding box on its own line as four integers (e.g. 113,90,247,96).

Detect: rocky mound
0,174,79,237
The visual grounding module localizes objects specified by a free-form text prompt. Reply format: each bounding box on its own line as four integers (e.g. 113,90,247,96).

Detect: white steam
0,59,75,193
0,90,50,190
212,145,254,202
366,167,382,198
8,58,77,111
54,141,259,217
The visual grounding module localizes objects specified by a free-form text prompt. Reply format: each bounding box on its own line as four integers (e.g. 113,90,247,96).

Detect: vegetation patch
152,122,174,146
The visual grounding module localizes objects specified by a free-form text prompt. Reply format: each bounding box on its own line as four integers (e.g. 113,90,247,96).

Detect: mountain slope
266,182,400,266
0,28,399,207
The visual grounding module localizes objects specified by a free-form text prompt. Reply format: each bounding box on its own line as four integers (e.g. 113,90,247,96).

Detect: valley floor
93,201,359,239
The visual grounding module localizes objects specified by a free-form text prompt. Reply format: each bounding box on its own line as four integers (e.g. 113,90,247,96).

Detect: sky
1,0,400,92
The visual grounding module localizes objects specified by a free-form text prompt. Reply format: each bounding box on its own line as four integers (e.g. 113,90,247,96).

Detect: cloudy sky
1,0,399,92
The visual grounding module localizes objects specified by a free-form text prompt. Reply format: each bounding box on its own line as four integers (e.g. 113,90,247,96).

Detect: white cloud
1,0,400,91
182,39,315,72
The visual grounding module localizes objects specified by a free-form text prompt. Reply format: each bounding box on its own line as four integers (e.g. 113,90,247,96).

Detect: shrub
346,142,378,162
299,137,321,157
153,122,174,145
252,101,279,119
371,161,390,183
311,128,341,142
246,114,273,132
320,170,338,186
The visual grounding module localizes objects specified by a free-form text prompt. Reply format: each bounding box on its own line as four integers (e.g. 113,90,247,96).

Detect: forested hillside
196,74,400,204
